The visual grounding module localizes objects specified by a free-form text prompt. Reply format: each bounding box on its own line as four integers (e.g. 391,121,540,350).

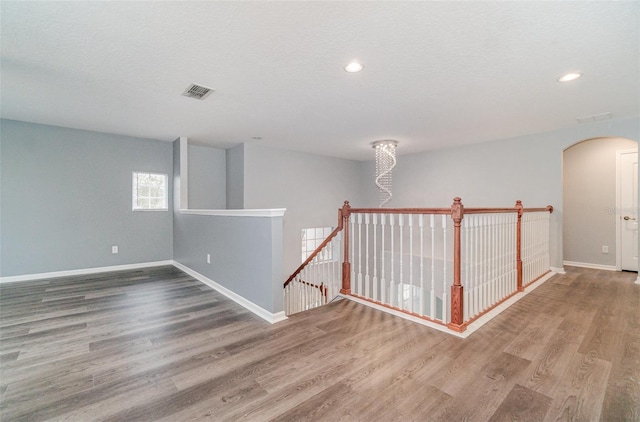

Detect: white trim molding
550,266,566,274
179,208,286,218
172,261,287,324
615,148,638,272
636,276,640,285
563,261,617,271
0,260,174,283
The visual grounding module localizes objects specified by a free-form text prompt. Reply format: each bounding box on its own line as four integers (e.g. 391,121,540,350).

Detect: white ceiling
1,1,638,161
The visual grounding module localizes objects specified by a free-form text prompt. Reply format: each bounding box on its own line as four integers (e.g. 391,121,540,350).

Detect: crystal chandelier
373,140,398,207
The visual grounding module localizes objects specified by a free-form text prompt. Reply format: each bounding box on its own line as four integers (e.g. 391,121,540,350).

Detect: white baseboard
550,266,566,274
0,260,174,284
636,276,640,285
563,261,617,271
171,261,287,325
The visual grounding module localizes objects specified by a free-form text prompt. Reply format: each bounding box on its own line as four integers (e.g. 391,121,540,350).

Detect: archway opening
562,137,638,272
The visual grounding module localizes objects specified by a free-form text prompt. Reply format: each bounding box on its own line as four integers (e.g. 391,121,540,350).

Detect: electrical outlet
207,254,211,264
112,246,119,254
602,246,609,254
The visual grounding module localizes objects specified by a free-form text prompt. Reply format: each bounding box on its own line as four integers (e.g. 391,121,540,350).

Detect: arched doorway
562,137,638,273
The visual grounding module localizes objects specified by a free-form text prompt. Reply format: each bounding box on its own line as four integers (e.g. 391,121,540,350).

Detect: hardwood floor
1,265,638,421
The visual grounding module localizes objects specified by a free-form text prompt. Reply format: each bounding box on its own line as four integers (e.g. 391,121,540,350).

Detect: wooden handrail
348,206,552,215
295,279,328,296
524,205,554,213
349,207,451,215
283,204,347,288
464,208,518,214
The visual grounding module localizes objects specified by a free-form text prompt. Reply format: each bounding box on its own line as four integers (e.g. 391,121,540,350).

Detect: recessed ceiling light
344,62,364,73
558,72,582,82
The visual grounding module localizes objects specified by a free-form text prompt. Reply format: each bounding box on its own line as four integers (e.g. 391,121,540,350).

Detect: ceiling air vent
182,83,214,100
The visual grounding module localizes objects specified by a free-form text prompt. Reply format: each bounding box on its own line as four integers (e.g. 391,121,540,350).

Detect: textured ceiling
1,1,638,160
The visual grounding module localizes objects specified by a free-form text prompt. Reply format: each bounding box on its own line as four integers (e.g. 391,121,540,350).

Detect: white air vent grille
182,84,214,100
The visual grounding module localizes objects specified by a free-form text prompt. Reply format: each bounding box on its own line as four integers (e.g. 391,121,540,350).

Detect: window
132,172,168,211
301,227,334,262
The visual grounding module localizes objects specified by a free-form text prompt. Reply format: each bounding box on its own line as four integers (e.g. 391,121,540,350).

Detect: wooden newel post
448,197,466,332
515,200,524,292
340,201,352,295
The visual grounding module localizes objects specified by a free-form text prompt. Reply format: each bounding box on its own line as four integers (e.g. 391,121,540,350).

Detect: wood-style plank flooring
1,265,638,421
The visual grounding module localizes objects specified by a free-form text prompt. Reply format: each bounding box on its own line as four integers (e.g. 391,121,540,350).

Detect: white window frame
132,171,168,211
301,226,335,263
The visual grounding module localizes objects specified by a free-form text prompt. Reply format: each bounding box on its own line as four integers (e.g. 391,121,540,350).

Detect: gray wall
563,137,637,266
173,139,283,313
226,144,244,209
359,117,640,269
242,143,364,277
0,119,173,277
173,213,284,313
187,144,226,209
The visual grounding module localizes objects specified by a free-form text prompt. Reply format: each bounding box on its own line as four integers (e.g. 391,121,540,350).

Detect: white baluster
381,213,386,304
322,243,327,304
390,213,396,308
514,212,518,289
408,214,414,314
479,214,485,312
485,214,490,310
442,214,448,323
365,213,370,299
430,214,436,320
463,217,470,319
492,214,503,305
503,214,508,295
350,213,356,292
466,215,471,318
373,213,378,302
357,213,363,296
492,214,497,306
489,214,495,306
399,214,404,309
523,213,528,284
500,214,505,297
473,214,479,317
419,214,425,316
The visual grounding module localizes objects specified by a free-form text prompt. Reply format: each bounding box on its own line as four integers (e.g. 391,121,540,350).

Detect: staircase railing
284,198,553,332
283,207,347,315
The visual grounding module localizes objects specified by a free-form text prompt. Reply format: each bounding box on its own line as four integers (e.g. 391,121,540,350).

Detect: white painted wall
359,117,640,269
563,137,637,267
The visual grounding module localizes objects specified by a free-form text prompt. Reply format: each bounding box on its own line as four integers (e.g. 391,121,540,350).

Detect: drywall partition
359,117,640,270
242,143,365,278
173,210,285,320
563,137,637,268
0,119,173,277
187,144,226,209
226,144,244,209
173,138,286,321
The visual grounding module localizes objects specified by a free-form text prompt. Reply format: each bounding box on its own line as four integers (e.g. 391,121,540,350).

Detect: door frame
615,148,638,272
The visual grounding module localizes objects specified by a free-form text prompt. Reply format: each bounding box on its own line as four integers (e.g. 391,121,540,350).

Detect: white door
620,151,638,271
